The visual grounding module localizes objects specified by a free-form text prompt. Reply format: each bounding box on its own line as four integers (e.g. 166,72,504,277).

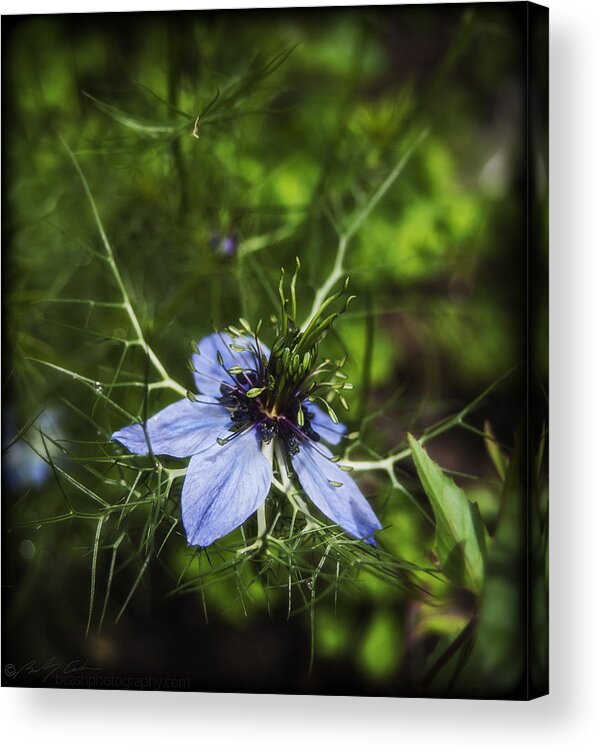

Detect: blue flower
112,332,381,547
209,231,238,257
4,408,62,492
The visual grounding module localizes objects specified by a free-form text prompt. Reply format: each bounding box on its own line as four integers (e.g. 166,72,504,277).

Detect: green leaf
408,434,486,594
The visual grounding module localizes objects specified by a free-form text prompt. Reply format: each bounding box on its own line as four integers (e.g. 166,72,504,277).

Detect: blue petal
181,428,272,547
111,398,230,458
305,402,347,446
291,442,381,544
192,332,271,397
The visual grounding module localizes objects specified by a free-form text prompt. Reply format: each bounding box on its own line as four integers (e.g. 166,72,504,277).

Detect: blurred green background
2,5,547,696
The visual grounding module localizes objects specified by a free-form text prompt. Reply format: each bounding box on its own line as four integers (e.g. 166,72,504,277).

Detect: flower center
213,265,353,454
218,375,319,455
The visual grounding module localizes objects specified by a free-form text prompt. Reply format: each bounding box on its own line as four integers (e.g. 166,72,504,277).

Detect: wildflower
112,273,381,547
4,408,62,492
209,231,238,257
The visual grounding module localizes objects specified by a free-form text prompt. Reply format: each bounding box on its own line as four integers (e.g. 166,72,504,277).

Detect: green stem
62,139,186,397
300,130,428,331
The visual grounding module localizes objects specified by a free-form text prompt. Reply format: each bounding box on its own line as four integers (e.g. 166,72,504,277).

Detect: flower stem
257,502,267,539
274,439,318,531
300,129,428,331
62,138,186,398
